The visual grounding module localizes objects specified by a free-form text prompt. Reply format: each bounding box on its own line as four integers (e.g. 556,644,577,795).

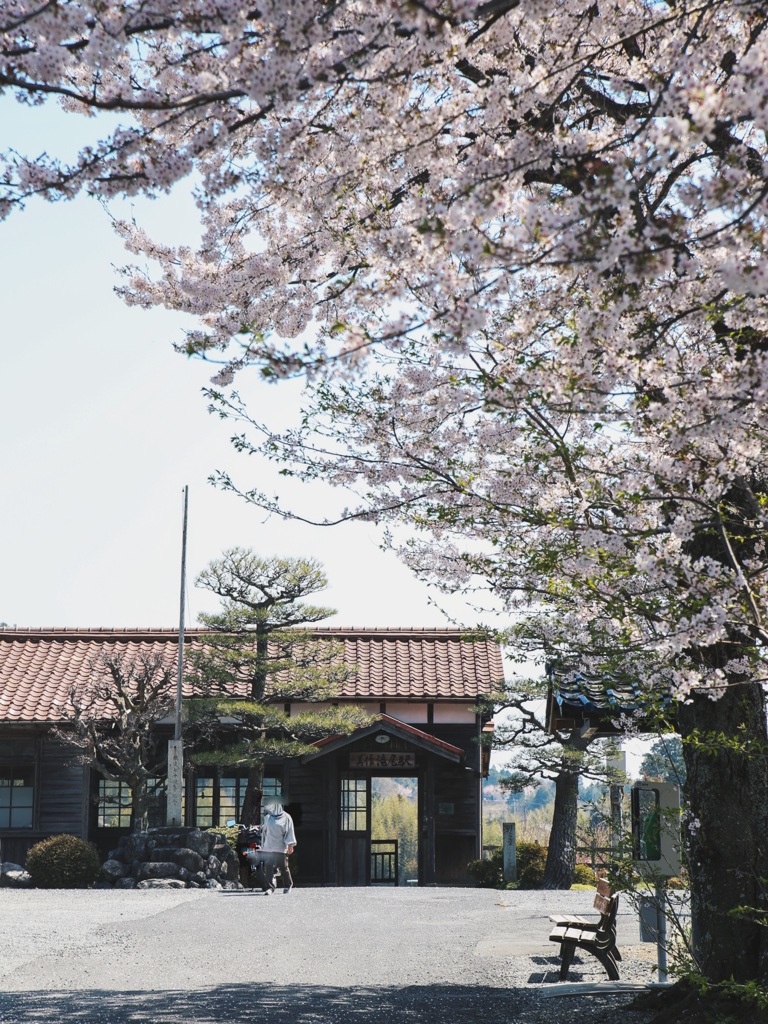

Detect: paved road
0,887,653,1024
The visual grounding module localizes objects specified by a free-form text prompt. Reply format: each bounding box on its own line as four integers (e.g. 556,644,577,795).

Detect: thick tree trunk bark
239,763,264,827
678,679,768,984
542,766,580,889
239,621,269,826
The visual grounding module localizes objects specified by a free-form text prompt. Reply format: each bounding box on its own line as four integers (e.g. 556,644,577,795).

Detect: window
195,776,215,828
98,779,132,828
262,777,282,813
194,774,282,826
0,737,36,829
340,778,367,831
97,777,169,828
0,768,34,828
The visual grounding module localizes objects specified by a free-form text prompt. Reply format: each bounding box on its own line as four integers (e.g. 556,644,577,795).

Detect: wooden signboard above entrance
349,752,416,769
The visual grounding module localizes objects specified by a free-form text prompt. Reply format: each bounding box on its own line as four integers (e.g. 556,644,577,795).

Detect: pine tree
187,549,366,824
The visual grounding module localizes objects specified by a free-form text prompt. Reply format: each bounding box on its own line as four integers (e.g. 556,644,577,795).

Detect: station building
0,626,503,886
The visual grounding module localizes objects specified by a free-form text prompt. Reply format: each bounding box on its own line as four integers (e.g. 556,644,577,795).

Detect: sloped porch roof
302,714,466,764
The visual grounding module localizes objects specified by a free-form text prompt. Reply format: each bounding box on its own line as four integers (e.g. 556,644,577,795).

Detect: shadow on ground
0,981,644,1024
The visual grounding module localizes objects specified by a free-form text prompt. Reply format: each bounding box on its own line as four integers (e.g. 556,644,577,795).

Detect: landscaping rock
136,878,186,889
186,830,220,858
117,833,149,863
114,876,138,889
151,847,205,874
137,861,182,881
0,862,33,888
100,858,129,882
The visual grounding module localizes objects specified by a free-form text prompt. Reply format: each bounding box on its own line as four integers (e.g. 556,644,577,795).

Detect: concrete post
502,822,517,882
166,739,183,826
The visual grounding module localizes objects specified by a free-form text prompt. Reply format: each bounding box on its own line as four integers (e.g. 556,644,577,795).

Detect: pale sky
0,190,495,632
0,98,501,636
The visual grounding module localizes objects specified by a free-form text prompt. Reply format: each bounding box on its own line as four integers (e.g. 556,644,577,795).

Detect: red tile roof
0,627,503,723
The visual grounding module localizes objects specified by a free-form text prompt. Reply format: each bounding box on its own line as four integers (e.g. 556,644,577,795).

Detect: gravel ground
0,887,663,1023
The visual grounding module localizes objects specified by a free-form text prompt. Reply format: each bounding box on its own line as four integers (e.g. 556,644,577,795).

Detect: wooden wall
0,732,88,866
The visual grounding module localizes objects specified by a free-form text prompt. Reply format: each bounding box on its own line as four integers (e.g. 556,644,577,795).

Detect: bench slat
548,914,592,926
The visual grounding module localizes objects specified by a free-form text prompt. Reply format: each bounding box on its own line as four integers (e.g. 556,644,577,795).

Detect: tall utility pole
166,485,188,826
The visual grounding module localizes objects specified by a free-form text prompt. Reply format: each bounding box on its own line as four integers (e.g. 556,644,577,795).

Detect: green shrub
25,834,101,889
205,825,241,851
573,863,597,886
514,840,547,888
467,850,503,888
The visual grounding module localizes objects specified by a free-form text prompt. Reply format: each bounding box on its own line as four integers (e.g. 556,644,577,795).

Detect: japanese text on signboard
349,752,416,768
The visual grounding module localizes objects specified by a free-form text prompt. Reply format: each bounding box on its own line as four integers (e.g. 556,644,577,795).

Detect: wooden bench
548,879,621,981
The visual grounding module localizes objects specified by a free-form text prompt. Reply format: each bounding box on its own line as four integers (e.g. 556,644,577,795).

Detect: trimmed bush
467,849,503,888
205,825,241,851
573,862,597,886
516,840,547,889
25,834,101,889
666,875,688,890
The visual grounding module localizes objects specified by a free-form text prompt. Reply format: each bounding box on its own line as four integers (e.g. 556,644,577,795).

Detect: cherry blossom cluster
3,1,768,700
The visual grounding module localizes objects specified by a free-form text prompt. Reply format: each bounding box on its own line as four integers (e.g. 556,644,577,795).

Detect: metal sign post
632,781,680,986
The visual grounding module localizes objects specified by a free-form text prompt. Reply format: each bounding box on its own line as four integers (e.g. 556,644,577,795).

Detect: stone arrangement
98,826,240,889
0,862,32,887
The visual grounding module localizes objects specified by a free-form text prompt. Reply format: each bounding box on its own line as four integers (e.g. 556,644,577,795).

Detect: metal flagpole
166,485,188,826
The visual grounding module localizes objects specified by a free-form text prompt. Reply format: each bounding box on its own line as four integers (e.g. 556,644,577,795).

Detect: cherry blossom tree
217,324,768,986
3,0,768,994
56,651,175,833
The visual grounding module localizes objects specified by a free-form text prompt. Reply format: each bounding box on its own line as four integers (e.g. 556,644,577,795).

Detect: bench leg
593,947,620,981
559,942,576,981
557,941,620,982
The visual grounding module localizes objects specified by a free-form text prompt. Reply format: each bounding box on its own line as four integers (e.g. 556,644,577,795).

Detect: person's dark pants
260,852,292,891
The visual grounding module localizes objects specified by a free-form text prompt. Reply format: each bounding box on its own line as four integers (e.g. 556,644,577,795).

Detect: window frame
0,735,37,831
95,776,169,829
192,769,282,827
340,776,369,833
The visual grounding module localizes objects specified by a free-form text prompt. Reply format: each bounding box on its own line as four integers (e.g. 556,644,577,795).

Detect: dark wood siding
422,724,480,763
38,736,89,837
433,759,480,883
435,763,477,831
0,732,88,865
284,763,325,884
436,834,476,882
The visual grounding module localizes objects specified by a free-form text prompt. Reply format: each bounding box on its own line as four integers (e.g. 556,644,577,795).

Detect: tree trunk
237,621,269,826
542,766,580,889
130,778,149,833
677,679,768,984
239,763,264,826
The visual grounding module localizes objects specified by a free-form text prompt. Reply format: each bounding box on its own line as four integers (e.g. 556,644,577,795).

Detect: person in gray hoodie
260,800,297,893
